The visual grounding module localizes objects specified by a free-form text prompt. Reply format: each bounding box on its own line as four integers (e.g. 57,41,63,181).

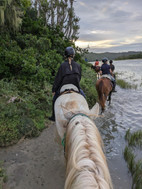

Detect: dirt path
0,123,65,189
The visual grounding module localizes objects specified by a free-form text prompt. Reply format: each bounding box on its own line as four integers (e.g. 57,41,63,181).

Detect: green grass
124,129,142,188
117,79,137,89
80,66,98,107
0,161,7,189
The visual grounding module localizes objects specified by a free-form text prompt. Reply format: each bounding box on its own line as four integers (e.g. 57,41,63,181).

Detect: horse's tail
96,80,106,111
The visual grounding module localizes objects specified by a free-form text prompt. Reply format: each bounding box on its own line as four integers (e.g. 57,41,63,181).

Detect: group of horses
54,81,113,188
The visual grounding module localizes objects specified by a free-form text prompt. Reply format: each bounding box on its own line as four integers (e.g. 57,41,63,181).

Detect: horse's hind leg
108,92,112,105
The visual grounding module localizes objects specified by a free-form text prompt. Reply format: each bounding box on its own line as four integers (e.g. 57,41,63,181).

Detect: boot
112,82,117,92
48,101,55,121
48,115,55,121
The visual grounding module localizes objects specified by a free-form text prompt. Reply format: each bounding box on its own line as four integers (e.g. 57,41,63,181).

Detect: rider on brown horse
100,57,117,92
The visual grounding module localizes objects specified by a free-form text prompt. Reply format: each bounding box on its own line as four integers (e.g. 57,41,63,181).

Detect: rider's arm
52,66,63,93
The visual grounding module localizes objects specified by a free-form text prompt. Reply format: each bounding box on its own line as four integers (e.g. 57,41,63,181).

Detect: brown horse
91,65,101,79
96,77,113,112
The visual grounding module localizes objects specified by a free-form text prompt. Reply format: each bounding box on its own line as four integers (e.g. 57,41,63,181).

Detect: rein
61,113,90,147
70,112,90,121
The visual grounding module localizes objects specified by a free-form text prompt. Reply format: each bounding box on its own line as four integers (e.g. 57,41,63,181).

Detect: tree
33,0,80,41
0,0,31,32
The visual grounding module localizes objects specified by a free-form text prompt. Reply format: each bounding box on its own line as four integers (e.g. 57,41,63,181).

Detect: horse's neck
65,116,113,189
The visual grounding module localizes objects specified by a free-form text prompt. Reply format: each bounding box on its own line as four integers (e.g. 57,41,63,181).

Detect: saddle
60,84,80,96
100,75,115,88
101,74,115,81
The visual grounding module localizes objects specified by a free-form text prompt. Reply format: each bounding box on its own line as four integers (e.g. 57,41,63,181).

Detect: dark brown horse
91,65,101,79
96,77,113,113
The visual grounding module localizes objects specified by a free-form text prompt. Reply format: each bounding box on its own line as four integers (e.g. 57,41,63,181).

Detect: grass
116,79,137,89
80,66,98,107
0,161,7,189
124,129,142,188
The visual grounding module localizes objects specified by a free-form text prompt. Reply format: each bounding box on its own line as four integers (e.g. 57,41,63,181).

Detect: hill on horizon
84,51,142,61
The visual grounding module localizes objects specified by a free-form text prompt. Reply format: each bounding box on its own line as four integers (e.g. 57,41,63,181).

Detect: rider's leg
112,80,117,92
80,89,86,98
49,92,59,121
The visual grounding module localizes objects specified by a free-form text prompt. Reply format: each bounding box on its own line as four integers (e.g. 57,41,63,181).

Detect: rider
94,59,99,67
109,60,116,79
48,47,85,121
100,57,117,92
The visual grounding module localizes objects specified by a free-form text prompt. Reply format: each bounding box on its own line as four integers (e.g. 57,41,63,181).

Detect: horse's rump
95,66,101,73
96,78,113,111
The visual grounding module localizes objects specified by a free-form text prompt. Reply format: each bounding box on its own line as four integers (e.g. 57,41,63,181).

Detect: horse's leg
108,92,112,105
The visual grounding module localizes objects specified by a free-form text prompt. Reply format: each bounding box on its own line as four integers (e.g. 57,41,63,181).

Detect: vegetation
0,161,7,189
116,52,142,60
124,129,142,189
84,51,142,62
80,65,98,107
116,79,137,89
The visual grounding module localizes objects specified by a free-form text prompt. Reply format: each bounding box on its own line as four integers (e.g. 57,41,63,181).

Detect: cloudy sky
74,0,142,53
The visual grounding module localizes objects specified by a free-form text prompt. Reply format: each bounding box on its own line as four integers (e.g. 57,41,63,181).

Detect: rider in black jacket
49,47,85,121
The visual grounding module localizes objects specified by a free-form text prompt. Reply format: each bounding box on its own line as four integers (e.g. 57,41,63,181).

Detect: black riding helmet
65,47,75,57
102,57,108,63
109,60,113,64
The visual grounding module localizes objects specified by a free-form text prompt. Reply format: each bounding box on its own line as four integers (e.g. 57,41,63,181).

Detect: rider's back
101,64,111,75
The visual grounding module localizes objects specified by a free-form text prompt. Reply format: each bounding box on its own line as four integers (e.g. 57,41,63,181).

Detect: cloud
74,0,142,52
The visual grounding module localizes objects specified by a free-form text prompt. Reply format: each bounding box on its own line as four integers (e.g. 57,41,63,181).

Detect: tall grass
117,79,137,89
124,129,142,188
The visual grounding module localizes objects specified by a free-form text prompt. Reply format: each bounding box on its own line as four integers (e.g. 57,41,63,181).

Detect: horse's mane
64,115,113,189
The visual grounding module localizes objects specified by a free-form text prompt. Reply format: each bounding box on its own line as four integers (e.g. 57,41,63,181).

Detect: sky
74,0,142,53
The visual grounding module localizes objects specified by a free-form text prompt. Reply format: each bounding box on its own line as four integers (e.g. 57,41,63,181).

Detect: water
94,59,142,189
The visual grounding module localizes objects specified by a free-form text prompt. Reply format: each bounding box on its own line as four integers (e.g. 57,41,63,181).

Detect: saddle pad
101,74,112,80
60,84,79,93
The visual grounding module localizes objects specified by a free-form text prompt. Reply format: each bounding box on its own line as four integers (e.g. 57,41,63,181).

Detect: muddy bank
0,124,65,189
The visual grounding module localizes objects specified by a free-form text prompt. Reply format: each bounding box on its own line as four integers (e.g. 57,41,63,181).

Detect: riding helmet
102,57,108,63
65,47,75,57
109,60,113,63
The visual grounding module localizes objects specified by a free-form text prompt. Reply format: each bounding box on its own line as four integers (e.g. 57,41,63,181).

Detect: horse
96,77,113,113
91,65,101,79
54,84,113,189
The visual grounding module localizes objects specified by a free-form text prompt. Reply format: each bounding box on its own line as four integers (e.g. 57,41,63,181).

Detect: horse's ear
61,105,74,120
89,102,100,118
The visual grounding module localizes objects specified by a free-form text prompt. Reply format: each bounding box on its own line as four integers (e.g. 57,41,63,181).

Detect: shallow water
94,59,142,189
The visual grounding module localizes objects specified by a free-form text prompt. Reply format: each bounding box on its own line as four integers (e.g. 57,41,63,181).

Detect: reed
117,79,137,89
124,129,142,188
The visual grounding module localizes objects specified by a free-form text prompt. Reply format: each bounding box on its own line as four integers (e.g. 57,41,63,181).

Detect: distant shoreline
85,51,142,61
